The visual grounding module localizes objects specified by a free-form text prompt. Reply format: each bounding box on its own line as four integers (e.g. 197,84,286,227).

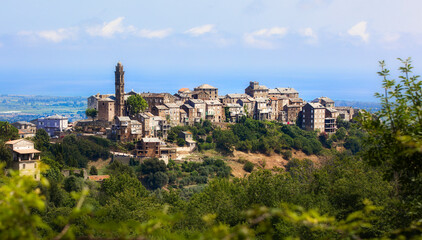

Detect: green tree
90,166,98,175
360,58,422,189
0,121,19,142
85,108,98,121
126,94,148,116
34,128,50,152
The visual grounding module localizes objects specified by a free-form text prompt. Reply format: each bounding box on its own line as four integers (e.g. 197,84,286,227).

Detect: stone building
35,114,69,137
12,121,36,138
284,105,302,124
312,97,335,108
97,97,115,122
187,99,206,123
245,81,269,98
335,106,355,121
115,61,125,117
194,84,218,100
5,139,41,180
164,103,181,126
205,100,223,123
87,93,115,110
222,93,248,105
141,93,176,112
268,87,299,99
302,103,326,132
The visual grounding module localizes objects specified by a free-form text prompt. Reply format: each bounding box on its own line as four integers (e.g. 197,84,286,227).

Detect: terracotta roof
178,88,190,93
88,175,110,181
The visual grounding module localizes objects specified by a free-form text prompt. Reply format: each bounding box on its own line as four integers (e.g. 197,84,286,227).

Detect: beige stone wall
98,101,115,122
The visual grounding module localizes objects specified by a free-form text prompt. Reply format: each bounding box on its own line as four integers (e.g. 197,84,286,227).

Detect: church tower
115,61,125,117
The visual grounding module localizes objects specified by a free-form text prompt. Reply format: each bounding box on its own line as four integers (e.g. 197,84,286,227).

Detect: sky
0,0,421,101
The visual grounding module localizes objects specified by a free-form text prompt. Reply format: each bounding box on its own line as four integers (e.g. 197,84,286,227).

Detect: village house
135,138,177,163
5,139,41,180
205,100,223,123
163,103,181,126
312,96,335,108
87,93,115,110
268,87,299,99
237,98,255,118
180,104,194,125
335,106,355,121
178,131,196,150
12,121,36,138
193,84,219,100
283,105,302,124
325,108,339,133
140,92,176,112
222,93,248,105
187,99,206,123
34,114,69,137
225,103,244,122
245,81,269,98
302,103,326,132
97,97,115,122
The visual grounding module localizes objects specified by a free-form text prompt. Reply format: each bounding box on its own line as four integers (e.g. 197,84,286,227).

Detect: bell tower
115,61,125,117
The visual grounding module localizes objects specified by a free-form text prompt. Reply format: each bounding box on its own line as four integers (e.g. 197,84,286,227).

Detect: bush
243,161,254,173
89,166,98,175
177,138,186,147
282,150,292,160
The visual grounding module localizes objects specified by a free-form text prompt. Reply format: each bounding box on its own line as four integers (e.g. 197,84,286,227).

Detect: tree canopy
126,94,148,116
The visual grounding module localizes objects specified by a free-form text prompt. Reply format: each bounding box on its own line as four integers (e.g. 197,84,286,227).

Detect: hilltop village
85,62,355,137
3,61,357,180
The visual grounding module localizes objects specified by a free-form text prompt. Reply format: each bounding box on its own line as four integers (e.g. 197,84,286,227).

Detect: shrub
243,161,254,173
89,166,98,175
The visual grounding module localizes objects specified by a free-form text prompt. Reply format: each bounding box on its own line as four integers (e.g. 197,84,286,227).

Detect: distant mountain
335,100,381,112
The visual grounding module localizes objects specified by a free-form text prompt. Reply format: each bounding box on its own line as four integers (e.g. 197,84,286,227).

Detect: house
187,99,206,123
140,93,176,111
268,87,299,99
136,138,162,158
194,84,219,100
35,114,69,137
237,97,255,118
283,105,302,124
302,103,326,132
151,105,169,119
97,97,115,122
222,93,248,105
245,81,269,98
204,100,223,123
312,97,335,108
335,106,355,121
12,121,36,138
5,139,41,180
226,103,244,122
163,103,181,126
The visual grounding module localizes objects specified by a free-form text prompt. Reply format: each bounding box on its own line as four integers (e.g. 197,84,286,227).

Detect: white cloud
381,33,400,43
299,27,318,44
18,27,78,43
244,27,287,49
86,17,172,39
136,28,172,39
86,17,126,37
347,21,369,43
185,24,216,37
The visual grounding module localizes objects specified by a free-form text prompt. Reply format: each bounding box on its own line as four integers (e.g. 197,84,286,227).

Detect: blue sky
0,0,421,101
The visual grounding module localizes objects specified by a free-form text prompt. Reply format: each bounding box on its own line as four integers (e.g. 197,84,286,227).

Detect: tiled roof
195,84,217,89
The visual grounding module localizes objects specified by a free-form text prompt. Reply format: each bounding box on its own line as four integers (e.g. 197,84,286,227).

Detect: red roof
178,88,190,92
88,175,110,181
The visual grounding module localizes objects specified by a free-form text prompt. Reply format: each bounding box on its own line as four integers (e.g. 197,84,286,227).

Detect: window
34,163,37,168
22,164,25,169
